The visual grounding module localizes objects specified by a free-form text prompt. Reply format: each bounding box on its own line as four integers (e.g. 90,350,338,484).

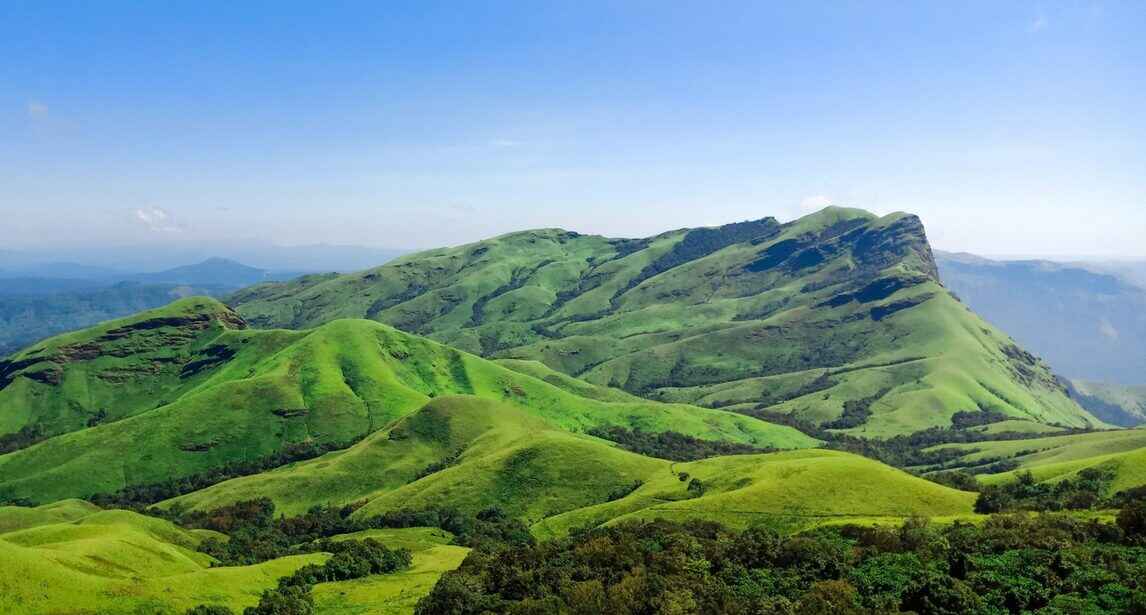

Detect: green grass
924,429,1146,493
0,502,327,614
313,528,469,615
0,503,460,615
0,303,813,505
532,449,977,538
229,207,1098,437
163,396,973,544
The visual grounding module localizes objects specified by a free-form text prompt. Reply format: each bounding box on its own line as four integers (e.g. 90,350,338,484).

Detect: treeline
88,438,358,509
587,426,775,461
973,468,1118,513
417,507,1146,614
187,538,411,615
165,497,534,566
0,423,48,455
746,407,1090,470
176,498,536,614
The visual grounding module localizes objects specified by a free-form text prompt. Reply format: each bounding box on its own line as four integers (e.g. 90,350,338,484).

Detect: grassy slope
533,449,976,539
313,528,469,615
231,207,1097,436
0,503,326,614
0,304,813,504
0,503,457,615
0,297,251,437
166,396,973,541
925,429,1146,493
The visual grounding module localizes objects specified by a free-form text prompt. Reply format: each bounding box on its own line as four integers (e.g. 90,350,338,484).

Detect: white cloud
133,207,185,233
799,195,833,212
1098,318,1118,341
1028,15,1047,33
488,139,522,148
26,100,49,119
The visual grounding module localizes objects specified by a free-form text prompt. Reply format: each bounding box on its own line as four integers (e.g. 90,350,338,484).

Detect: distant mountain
1066,380,1146,427
936,251,1146,387
0,258,297,357
231,207,1099,436
0,242,409,275
0,282,230,357
127,258,296,287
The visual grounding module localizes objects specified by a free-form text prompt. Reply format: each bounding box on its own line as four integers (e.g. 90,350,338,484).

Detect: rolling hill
231,207,1099,436
0,502,326,614
0,298,813,505
163,395,975,539
922,428,1146,495
0,501,460,614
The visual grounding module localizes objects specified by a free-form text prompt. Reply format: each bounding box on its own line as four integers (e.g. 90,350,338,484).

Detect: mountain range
0,258,306,356
233,207,1098,436
1,207,1143,614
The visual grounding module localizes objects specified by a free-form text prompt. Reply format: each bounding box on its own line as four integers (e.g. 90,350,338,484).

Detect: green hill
231,207,1098,436
0,503,326,614
533,448,977,538
164,396,974,539
0,501,460,615
923,429,1146,494
0,302,813,505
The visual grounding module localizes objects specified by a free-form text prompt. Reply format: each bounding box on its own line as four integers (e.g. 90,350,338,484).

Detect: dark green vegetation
937,252,1146,412
587,425,774,461
418,512,1146,615
233,208,1099,436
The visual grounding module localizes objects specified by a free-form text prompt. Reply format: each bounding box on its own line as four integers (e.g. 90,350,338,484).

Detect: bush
1118,500,1146,543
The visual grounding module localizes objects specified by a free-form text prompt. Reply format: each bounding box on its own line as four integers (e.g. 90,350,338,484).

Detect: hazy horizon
4,2,1144,257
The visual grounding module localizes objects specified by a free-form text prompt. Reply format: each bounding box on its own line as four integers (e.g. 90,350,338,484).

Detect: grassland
924,429,1146,493
0,501,465,614
230,207,1099,436
0,302,813,504
532,449,977,538
0,502,327,614
163,396,974,541
314,528,470,615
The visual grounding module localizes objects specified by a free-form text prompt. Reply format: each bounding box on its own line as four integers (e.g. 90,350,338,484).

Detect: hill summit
231,207,1099,436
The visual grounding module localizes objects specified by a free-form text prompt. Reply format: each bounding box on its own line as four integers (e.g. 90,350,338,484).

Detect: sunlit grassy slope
0,502,326,614
0,303,813,504
533,449,977,539
231,207,1098,436
314,527,470,615
0,502,460,615
925,429,1146,493
166,396,974,539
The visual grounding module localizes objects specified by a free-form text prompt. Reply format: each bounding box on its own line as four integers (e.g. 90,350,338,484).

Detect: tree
1118,500,1146,543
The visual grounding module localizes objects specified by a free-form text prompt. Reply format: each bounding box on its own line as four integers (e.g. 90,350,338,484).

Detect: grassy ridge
165,396,973,540
0,303,813,505
230,207,1098,436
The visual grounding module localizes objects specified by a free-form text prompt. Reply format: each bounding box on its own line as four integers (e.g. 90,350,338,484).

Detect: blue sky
2,1,1143,256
